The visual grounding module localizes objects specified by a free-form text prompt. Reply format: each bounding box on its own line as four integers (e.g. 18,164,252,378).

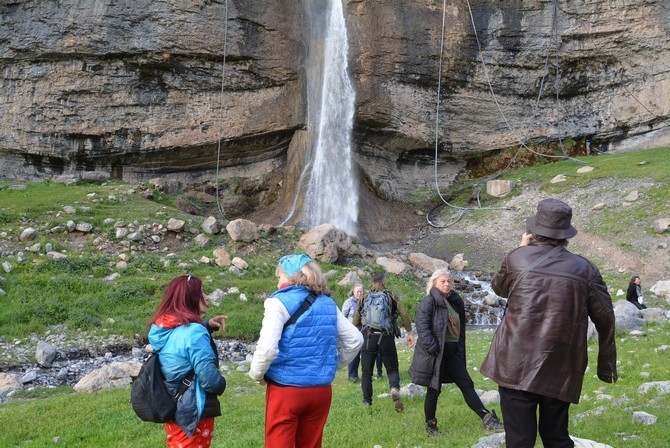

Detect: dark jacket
480,242,618,404
625,282,645,310
408,288,466,390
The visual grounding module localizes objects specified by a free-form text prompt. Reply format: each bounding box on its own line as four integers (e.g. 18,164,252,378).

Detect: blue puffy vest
266,285,339,387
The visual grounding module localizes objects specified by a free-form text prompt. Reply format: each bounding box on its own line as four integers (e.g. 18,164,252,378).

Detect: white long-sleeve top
248,296,363,382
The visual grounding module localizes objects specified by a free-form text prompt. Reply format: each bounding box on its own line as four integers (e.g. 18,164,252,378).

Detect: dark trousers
424,346,487,422
348,350,382,379
360,332,399,404
499,386,574,448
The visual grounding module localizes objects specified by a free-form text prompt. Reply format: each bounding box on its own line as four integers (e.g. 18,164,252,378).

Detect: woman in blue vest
249,254,363,448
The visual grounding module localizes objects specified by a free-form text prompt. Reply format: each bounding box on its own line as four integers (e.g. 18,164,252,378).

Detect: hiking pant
347,350,360,379
424,344,487,422
499,386,573,448
265,383,332,448
348,350,383,379
360,331,399,404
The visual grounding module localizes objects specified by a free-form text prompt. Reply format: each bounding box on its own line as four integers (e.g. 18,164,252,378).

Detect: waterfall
302,0,358,236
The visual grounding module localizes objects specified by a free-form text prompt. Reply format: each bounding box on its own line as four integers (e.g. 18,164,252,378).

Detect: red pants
164,417,215,448
265,383,333,448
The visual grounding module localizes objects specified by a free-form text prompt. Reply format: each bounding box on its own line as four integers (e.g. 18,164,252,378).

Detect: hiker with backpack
341,283,384,383
354,271,415,412
146,274,227,448
248,254,363,448
409,269,504,436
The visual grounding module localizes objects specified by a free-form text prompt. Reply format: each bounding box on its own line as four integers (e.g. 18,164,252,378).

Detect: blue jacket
266,285,339,386
148,321,225,437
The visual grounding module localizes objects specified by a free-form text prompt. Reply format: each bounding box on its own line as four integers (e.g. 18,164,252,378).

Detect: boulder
73,361,140,393
408,252,449,274
375,256,408,275
36,341,57,368
298,224,351,263
0,373,22,398
226,219,259,243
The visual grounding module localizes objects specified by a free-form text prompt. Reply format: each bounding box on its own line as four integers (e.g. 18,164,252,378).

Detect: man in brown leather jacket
480,198,617,448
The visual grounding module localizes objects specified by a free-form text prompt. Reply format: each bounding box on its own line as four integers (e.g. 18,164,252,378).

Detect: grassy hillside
1,146,669,447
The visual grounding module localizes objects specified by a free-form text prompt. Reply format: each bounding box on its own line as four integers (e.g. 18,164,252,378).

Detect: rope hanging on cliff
428,0,513,229
214,0,230,221
428,0,587,229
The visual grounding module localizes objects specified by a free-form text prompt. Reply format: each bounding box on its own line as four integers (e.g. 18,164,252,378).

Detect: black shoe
426,418,442,437
348,376,359,383
482,409,504,433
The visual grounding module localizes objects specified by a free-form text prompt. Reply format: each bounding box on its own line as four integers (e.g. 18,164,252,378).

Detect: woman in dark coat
408,269,503,436
626,275,647,310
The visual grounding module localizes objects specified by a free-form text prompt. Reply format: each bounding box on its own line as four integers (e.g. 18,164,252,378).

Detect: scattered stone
202,216,222,235
226,219,259,243
551,174,567,183
337,270,363,286
375,256,408,275
22,369,38,383
167,218,185,232
47,251,68,260
19,227,39,242
632,411,657,425
36,341,57,367
75,222,94,233
127,232,143,242
486,179,515,197
0,373,22,397
449,253,469,271
624,191,639,202
408,252,449,274
479,389,500,406
232,257,248,270
194,233,211,247
577,166,595,173
652,218,670,234
650,280,670,297
213,247,231,266
638,381,670,395
73,362,137,393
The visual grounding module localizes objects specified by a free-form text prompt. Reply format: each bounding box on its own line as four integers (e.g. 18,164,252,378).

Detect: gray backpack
361,290,392,331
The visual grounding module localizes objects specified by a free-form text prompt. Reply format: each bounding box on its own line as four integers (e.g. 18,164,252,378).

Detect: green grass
2,327,669,447
1,147,670,446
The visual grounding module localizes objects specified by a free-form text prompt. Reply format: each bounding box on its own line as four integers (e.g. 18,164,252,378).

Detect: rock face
1,1,669,202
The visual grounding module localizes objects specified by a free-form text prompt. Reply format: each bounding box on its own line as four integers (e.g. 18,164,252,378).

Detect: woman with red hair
147,274,227,448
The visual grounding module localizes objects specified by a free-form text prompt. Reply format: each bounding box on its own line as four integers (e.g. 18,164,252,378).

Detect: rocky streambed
0,327,253,401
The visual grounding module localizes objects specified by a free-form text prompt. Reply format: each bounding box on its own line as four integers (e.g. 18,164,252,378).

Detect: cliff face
1,0,669,198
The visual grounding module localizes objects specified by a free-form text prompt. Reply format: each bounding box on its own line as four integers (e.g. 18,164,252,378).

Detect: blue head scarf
278,254,313,276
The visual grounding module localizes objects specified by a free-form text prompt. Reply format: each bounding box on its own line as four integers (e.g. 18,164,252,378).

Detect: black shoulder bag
131,350,195,423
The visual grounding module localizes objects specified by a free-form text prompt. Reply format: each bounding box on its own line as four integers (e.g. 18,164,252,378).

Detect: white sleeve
336,309,364,369
248,297,289,382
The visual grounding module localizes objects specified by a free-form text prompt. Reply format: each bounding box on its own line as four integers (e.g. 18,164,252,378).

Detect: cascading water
302,0,358,236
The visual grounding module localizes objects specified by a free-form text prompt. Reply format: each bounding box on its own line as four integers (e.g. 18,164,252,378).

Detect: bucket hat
526,198,577,239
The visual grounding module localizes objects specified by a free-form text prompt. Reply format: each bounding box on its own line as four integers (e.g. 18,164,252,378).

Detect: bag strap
282,292,317,332
155,350,195,401
508,245,562,296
